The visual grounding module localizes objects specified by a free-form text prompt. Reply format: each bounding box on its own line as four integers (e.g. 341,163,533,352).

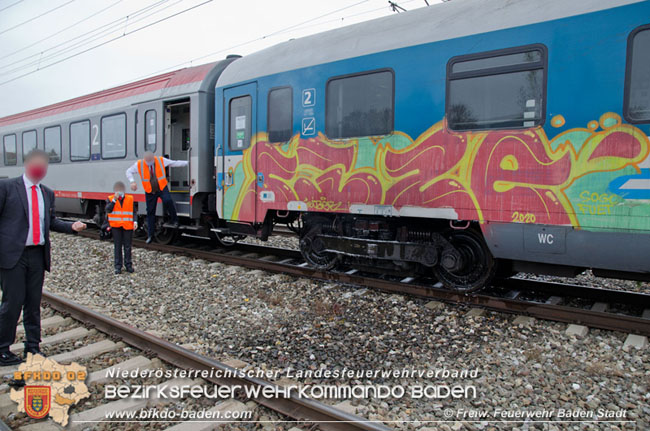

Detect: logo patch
24,386,51,419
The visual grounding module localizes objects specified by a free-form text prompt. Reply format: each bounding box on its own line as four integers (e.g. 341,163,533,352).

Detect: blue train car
214,0,650,290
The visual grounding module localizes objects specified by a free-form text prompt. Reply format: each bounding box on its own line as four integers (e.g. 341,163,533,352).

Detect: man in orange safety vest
125,151,187,243
106,181,136,274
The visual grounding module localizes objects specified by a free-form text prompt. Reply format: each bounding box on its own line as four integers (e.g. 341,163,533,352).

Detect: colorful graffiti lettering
576,191,622,215
223,112,650,231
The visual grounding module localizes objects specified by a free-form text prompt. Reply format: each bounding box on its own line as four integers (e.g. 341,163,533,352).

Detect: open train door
218,82,257,224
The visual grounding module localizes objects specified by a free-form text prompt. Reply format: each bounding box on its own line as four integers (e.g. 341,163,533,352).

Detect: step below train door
219,82,257,223
164,98,191,217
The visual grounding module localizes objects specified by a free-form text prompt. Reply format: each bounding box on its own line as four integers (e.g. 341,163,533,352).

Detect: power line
0,0,123,61
263,0,419,37
0,0,178,76
122,0,381,84
0,0,75,37
10,0,184,74
124,0,422,85
260,0,370,41
0,0,214,86
0,0,24,13
1,0,424,89
0,0,173,74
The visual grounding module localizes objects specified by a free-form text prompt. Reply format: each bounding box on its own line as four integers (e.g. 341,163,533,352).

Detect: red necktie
31,185,40,245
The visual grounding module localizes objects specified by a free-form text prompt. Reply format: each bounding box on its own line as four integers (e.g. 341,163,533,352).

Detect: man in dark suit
0,149,86,365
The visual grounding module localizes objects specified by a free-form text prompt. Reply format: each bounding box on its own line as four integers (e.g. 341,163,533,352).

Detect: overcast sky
0,0,434,118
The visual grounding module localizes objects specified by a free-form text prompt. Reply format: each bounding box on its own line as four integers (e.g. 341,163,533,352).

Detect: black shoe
7,378,25,389
125,267,134,273
172,221,180,229
115,268,122,274
0,351,22,365
146,237,154,244
23,348,43,359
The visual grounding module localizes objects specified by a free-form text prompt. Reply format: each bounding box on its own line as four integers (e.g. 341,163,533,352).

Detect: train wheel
154,218,178,245
211,232,245,248
155,227,177,245
432,229,496,293
299,224,339,270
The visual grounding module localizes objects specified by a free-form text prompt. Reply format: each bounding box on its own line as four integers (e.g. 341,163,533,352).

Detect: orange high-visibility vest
137,156,168,193
107,194,134,230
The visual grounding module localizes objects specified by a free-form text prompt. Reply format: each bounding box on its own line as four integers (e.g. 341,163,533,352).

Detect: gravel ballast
43,232,649,430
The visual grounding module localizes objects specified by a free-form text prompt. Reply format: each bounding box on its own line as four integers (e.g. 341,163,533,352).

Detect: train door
219,82,257,223
164,99,191,217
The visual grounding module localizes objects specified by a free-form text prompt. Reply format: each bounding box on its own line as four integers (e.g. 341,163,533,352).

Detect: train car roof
0,61,222,129
217,0,642,87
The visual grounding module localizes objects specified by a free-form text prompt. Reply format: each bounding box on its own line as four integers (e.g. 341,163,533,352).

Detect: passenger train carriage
2,0,650,291
0,58,238,243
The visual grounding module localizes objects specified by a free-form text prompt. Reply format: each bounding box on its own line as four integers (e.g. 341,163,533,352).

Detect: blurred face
25,155,48,183
114,185,125,197
143,152,155,164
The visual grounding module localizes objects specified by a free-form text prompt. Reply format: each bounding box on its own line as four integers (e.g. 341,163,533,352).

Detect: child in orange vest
106,181,136,274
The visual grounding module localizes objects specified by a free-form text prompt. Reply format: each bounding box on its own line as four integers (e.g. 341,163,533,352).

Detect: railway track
0,292,391,431
80,228,650,337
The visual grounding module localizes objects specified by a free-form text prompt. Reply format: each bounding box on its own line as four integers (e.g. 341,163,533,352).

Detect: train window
70,120,90,161
3,134,16,166
44,126,61,163
22,130,37,158
145,110,157,152
101,113,126,159
451,51,542,74
326,69,394,139
446,45,547,131
229,96,252,151
268,87,293,143
625,26,650,123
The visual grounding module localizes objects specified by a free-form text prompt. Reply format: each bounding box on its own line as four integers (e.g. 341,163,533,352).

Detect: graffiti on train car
223,112,650,231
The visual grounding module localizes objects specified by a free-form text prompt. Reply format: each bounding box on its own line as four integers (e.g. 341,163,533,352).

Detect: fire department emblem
24,386,51,419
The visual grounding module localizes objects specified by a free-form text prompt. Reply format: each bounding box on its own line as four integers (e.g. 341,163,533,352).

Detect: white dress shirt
125,157,189,183
23,174,45,246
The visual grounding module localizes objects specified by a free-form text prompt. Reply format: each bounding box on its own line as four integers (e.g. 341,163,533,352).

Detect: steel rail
42,291,391,431
76,230,650,335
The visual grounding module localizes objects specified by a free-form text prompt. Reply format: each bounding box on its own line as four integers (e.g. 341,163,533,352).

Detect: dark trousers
145,186,177,238
0,246,45,351
113,227,133,270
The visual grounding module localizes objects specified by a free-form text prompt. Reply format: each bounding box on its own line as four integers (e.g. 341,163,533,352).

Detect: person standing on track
0,149,87,365
125,151,187,244
106,181,136,274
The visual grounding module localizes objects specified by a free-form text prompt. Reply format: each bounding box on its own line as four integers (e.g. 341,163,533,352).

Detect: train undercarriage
75,199,650,291
297,213,498,292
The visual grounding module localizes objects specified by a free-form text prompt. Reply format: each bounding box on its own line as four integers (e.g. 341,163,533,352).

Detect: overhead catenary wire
0,0,184,76
0,0,172,73
259,0,419,40
0,0,214,86
0,0,24,14
0,0,123,61
0,0,75,36
120,0,417,85
0,0,428,90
